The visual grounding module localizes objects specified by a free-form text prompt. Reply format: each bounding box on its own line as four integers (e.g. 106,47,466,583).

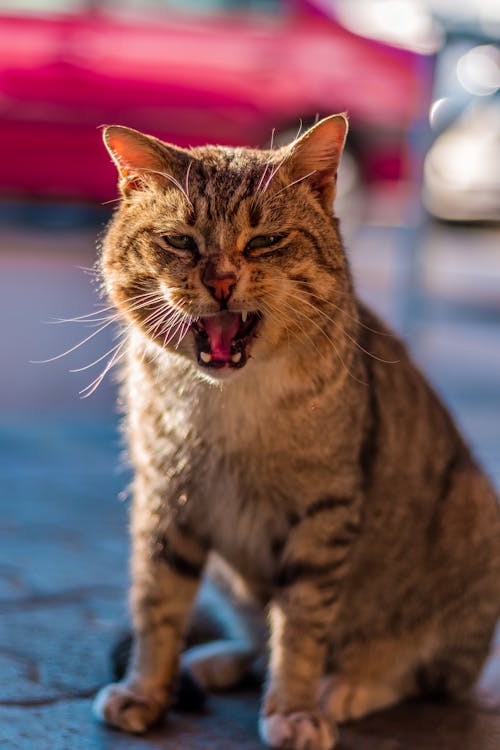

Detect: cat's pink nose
203,269,237,304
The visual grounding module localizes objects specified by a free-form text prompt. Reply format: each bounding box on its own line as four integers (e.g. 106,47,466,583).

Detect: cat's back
338,302,500,635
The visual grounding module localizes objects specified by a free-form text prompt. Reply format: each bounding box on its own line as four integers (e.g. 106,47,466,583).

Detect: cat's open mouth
191,311,261,370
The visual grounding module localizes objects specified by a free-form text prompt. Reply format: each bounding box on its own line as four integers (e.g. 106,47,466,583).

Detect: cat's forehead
180,146,277,231
191,144,269,171
189,145,270,192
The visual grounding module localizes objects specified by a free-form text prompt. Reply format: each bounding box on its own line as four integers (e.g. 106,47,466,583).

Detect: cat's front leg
260,494,361,750
94,511,208,734
260,602,337,750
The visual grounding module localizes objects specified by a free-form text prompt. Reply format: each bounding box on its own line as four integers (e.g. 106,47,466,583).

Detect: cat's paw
93,682,166,734
320,676,400,723
182,639,255,691
259,710,338,750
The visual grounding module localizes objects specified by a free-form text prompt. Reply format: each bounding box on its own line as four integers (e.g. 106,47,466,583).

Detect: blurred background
1,0,498,452
0,1,499,741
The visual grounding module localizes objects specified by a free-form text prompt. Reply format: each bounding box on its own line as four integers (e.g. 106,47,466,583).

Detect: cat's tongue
202,312,241,362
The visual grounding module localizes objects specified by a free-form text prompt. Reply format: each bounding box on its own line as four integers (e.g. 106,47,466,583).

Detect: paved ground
1,212,499,749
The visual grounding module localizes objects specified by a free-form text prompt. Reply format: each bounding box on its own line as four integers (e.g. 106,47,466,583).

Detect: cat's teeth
232,352,242,363
200,352,212,363
241,311,248,323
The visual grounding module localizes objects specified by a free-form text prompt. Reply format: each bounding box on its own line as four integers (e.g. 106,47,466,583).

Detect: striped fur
93,118,500,749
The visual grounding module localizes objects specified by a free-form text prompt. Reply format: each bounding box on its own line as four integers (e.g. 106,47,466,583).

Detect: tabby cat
93,115,500,750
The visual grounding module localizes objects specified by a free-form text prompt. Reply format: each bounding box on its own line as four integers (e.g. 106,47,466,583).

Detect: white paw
259,711,337,750
93,682,165,734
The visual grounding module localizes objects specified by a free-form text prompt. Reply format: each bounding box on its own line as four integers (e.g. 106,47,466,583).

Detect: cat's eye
163,235,198,252
245,234,285,256
156,234,199,260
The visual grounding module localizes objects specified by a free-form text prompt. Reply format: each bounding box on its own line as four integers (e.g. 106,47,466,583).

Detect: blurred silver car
424,97,500,222
422,0,500,222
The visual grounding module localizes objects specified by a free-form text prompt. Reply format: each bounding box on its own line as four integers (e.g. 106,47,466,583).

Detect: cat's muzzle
191,311,261,370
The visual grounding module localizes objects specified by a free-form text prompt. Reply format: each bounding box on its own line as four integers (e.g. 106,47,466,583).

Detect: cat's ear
102,125,187,195
284,114,348,209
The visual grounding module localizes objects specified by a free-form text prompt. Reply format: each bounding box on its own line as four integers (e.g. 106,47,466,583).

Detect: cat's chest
155,367,338,580
206,485,287,584
191,441,295,583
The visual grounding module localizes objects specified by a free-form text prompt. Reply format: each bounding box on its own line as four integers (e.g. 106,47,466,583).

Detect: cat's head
101,115,351,382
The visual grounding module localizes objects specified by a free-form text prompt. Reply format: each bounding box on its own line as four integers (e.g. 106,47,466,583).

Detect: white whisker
163,312,190,348
31,318,117,364
69,341,123,372
287,279,393,337
141,167,193,208
255,158,273,196
268,295,365,385
75,265,100,276
79,339,128,399
261,147,293,194
185,160,193,203
154,306,184,337
46,315,118,327
46,307,117,324
285,286,399,365
254,122,304,200
47,290,161,325
272,170,317,199
175,316,192,349
261,298,323,361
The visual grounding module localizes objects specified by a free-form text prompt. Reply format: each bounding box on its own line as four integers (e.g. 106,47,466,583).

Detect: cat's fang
200,352,212,363
241,311,248,323
231,352,242,363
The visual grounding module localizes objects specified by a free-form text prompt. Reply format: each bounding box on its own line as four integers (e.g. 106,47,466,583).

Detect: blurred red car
0,0,436,202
